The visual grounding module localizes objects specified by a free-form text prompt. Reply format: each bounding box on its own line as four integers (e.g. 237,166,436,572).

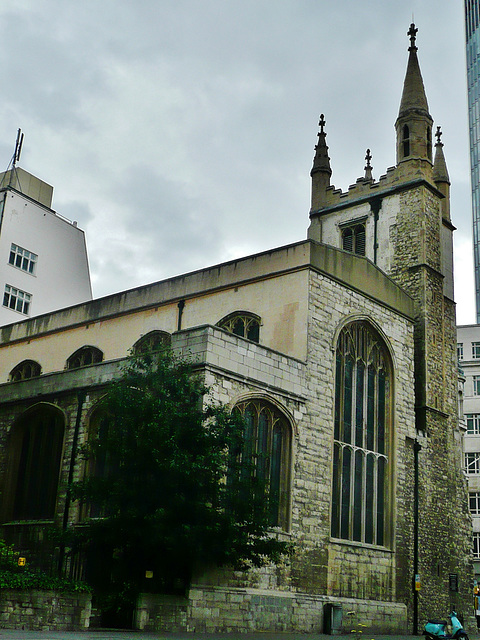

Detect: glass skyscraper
466,1,480,320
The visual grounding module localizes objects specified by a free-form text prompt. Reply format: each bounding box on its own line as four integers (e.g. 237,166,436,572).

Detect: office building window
457,343,464,360
465,452,480,474
474,533,480,559
8,244,37,275
3,285,31,315
467,414,480,435
473,342,480,359
474,376,480,396
470,492,480,515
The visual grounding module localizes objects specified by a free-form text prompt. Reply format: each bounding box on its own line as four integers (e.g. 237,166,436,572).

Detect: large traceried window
2,404,64,521
233,399,292,530
331,321,392,546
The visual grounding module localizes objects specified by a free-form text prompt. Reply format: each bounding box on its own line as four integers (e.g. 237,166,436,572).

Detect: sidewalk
0,632,457,640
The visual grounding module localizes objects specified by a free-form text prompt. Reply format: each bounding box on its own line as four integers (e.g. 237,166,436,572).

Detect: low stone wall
135,587,408,634
0,590,91,631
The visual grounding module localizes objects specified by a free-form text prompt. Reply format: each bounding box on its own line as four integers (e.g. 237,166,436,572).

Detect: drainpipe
413,438,422,634
177,299,185,331
370,197,382,265
58,389,86,576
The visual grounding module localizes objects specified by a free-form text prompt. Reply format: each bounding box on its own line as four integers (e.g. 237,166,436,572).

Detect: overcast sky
0,1,474,323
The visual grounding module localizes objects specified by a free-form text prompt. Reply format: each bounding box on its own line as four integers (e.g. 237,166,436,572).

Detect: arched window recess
231,398,292,530
331,320,392,547
132,330,171,356
66,346,103,370
217,311,261,343
9,359,42,382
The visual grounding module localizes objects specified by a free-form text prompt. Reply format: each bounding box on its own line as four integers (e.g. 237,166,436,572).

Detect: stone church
0,25,472,633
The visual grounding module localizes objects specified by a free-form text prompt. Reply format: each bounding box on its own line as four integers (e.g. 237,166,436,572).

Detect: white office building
457,323,480,580
0,167,92,326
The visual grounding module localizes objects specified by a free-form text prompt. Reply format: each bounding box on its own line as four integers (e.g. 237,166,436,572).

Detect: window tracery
218,312,261,343
132,330,171,355
9,360,41,382
67,346,103,370
331,321,392,546
232,398,291,529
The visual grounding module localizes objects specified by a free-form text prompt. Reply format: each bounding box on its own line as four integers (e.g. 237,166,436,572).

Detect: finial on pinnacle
365,149,372,168
408,23,418,51
318,114,326,134
435,126,442,145
364,148,373,180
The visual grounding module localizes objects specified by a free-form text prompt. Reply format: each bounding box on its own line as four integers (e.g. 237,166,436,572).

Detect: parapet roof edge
0,238,415,345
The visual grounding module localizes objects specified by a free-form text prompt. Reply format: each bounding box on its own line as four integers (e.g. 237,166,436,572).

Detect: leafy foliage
0,538,89,592
70,350,291,596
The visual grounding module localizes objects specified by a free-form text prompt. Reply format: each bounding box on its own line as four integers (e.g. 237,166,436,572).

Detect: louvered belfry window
342,223,366,256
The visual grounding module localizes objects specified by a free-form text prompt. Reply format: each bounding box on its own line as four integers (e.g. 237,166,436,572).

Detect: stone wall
135,588,407,634
0,590,91,631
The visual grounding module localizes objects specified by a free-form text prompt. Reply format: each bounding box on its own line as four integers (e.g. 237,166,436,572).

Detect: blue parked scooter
424,611,469,640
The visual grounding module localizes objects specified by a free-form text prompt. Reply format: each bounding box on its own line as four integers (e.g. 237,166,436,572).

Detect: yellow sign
145,570,153,579
17,557,26,567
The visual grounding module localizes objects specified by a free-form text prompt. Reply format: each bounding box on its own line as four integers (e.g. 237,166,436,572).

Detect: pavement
0,632,466,640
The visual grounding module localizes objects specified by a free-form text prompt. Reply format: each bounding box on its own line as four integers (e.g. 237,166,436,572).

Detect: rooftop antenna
0,128,24,190
12,128,24,169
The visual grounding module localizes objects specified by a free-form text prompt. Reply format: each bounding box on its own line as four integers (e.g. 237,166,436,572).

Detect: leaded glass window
67,346,103,369
218,312,261,343
233,399,291,529
9,360,42,382
331,321,391,546
133,330,171,355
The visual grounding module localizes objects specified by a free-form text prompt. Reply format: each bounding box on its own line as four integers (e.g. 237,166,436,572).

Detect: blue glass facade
466,1,480,320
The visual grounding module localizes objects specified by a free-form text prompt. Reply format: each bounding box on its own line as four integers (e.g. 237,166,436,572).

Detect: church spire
395,24,433,165
310,114,332,211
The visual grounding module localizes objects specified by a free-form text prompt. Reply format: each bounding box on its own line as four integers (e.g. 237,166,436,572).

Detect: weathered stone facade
0,23,472,634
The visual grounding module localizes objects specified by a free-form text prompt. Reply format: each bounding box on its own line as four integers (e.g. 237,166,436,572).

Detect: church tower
308,24,471,627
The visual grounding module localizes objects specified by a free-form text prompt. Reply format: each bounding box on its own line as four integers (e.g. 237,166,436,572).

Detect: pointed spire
398,23,430,119
310,114,332,211
433,126,450,184
364,149,373,181
395,24,433,165
311,114,332,178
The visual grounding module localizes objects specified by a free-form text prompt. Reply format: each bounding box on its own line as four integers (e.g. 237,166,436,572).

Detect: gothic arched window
402,124,410,157
233,399,291,529
2,404,64,521
132,330,171,355
81,409,115,520
67,346,103,370
9,359,42,382
218,312,261,343
331,321,392,546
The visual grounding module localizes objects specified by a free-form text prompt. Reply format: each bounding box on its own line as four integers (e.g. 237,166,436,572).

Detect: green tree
69,350,291,604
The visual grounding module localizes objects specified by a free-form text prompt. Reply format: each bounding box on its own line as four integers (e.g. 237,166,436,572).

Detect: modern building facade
0,167,92,326
457,324,480,583
465,1,480,320
0,25,473,633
